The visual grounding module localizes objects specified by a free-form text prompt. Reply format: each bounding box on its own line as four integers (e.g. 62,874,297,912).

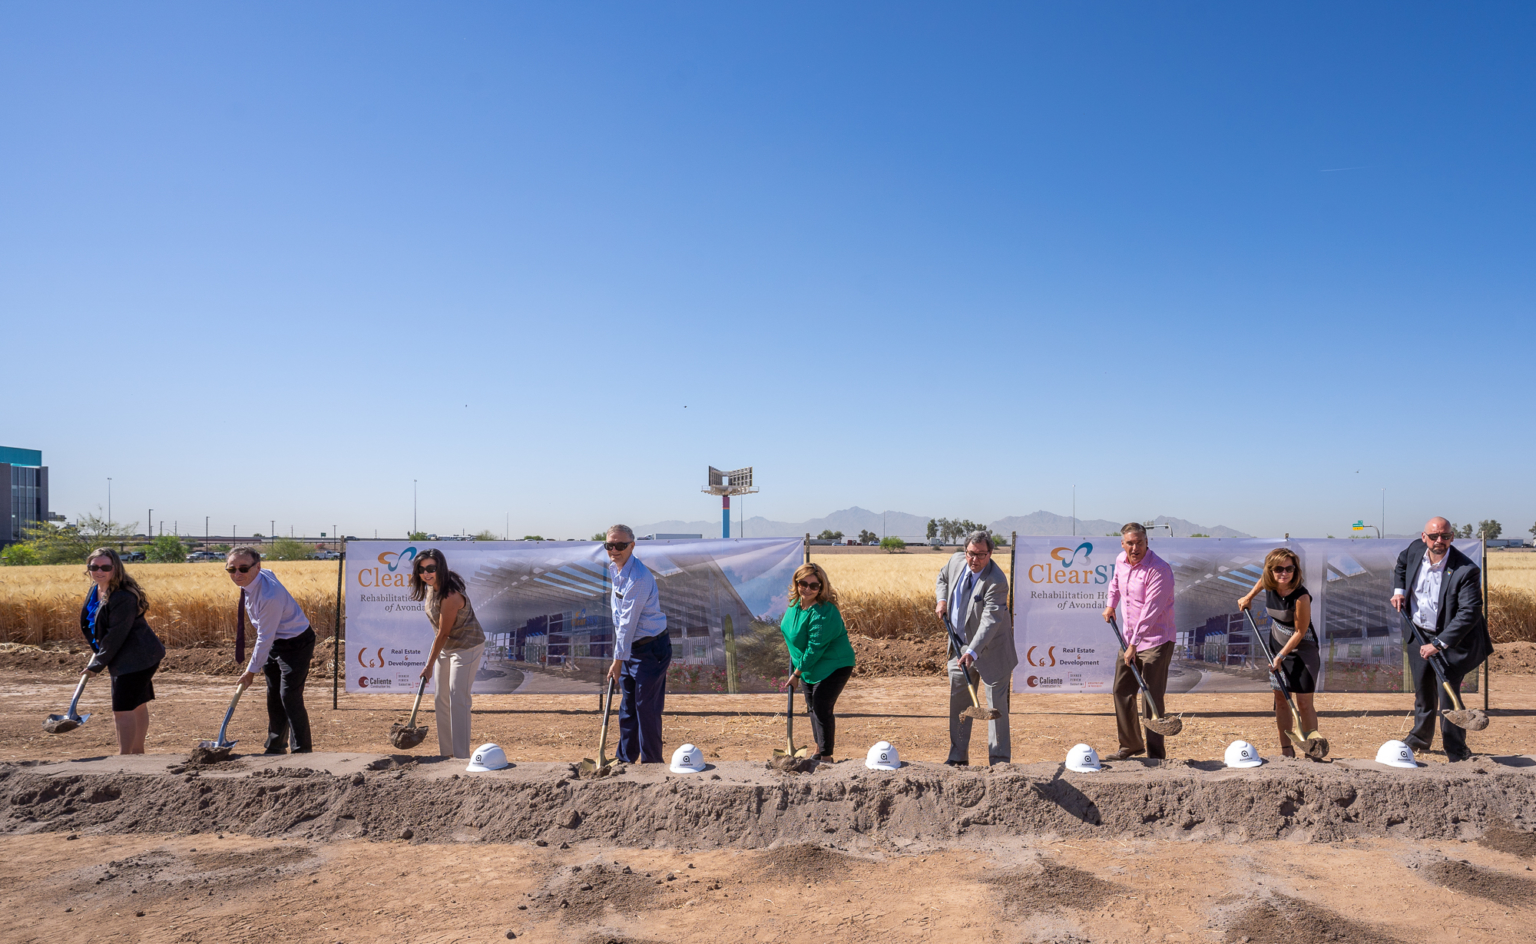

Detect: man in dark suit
1391,516,1491,762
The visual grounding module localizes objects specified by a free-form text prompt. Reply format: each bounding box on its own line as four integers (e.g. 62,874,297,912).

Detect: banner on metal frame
1012,536,1483,695
344,538,804,695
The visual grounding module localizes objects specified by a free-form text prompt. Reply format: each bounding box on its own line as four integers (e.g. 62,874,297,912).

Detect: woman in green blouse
779,561,857,761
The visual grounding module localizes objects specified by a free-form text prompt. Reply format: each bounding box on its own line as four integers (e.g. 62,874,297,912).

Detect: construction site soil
3,653,1535,943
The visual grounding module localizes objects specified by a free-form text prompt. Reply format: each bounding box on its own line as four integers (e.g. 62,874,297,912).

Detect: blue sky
4,4,1532,541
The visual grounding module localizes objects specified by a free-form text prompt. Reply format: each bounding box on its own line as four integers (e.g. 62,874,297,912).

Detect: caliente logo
1028,540,1110,585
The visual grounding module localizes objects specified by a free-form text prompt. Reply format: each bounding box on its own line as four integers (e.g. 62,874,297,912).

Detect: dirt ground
3,828,1535,944
2,655,1531,767
4,651,1535,944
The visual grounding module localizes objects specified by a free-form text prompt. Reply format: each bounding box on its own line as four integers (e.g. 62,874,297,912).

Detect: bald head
1425,517,1450,533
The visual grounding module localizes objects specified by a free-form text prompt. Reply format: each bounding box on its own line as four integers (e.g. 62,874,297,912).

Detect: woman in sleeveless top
409,548,487,758
1237,547,1322,759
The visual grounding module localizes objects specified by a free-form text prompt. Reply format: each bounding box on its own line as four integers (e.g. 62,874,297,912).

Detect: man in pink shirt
1099,522,1177,760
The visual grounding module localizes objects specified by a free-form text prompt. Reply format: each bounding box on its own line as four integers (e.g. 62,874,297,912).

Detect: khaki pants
434,643,485,759
1113,641,1173,758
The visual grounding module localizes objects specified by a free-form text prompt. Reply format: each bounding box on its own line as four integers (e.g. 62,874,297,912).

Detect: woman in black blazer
80,547,166,754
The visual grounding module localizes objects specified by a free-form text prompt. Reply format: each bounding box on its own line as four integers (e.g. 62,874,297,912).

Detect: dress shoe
1101,748,1143,762
1447,752,1473,763
944,759,967,768
1403,735,1431,753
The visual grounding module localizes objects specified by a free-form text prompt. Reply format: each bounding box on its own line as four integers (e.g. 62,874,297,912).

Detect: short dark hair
228,545,262,565
1120,523,1147,538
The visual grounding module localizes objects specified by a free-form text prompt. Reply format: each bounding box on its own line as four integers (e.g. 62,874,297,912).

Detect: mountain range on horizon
632,506,1254,541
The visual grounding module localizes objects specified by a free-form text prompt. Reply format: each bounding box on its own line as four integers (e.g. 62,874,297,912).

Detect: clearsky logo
1028,541,1110,586
359,547,418,587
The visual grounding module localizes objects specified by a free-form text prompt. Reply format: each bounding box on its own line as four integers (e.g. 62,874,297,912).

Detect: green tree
521,535,545,541
817,529,844,541
145,534,186,563
16,513,135,565
1190,533,1210,538
857,529,877,544
1529,521,1536,540
991,532,1008,547
266,537,315,560
591,532,606,541
1459,523,1473,539
407,531,429,541
880,536,906,553
0,543,40,565
926,519,938,541
471,529,498,541
1477,520,1502,540
210,544,232,554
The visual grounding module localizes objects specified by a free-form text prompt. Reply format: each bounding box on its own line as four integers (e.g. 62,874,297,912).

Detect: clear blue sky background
4,3,1532,540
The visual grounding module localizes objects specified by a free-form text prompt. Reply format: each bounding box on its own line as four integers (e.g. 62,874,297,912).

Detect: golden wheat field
1,548,1533,647
0,561,340,647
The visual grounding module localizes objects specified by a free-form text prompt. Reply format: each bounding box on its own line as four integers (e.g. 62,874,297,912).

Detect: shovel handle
405,675,428,727
596,677,616,766
1108,614,1165,718
214,684,245,746
1400,612,1463,704
65,671,90,718
941,614,986,701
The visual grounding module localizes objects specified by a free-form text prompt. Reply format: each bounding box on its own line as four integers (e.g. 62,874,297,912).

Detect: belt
631,632,666,651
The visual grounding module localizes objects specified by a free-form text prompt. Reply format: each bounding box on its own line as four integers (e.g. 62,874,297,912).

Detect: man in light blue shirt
603,524,671,764
228,546,315,754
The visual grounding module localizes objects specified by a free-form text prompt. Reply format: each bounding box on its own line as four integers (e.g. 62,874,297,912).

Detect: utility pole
1381,488,1386,538
107,478,112,525
205,516,209,544
1072,485,1076,536
149,509,153,539
414,480,418,534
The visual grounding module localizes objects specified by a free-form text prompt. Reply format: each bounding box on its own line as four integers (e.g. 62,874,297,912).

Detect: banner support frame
1483,535,1489,711
332,548,344,710
1007,531,1016,615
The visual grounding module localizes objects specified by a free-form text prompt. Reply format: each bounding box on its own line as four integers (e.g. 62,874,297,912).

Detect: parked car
186,550,223,562
121,550,146,562
314,549,341,560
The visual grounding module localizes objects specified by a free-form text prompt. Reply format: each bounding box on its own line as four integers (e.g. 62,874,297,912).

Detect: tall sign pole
702,466,758,540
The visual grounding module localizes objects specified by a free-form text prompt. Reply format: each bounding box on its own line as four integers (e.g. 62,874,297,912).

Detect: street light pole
205,516,209,544
414,479,418,534
149,509,153,539
107,478,112,525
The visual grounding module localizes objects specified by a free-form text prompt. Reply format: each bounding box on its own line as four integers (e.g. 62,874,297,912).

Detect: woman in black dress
1237,548,1322,758
80,547,166,754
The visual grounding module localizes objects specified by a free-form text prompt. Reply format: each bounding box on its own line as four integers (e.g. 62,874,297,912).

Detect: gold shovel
577,677,618,779
771,670,811,768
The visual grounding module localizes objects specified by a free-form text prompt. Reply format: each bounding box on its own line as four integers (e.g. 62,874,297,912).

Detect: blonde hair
1259,547,1302,594
788,562,838,607
86,547,150,615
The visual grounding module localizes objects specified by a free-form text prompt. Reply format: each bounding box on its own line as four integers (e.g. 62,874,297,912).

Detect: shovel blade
1143,715,1183,737
577,758,614,779
1302,734,1329,759
1443,709,1490,731
389,723,427,750
197,738,236,750
960,706,1001,721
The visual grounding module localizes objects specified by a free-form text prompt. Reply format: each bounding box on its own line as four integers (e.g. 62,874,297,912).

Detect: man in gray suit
935,530,1018,766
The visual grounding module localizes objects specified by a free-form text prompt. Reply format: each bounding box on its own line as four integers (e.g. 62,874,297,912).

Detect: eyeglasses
603,541,631,552
965,550,990,560
797,580,822,591
418,564,438,574
87,564,113,573
1272,566,1295,575
225,563,256,574
1425,532,1455,541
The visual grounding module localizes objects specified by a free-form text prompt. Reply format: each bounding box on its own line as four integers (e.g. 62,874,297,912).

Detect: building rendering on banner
1,446,52,547
702,465,757,538
464,545,760,692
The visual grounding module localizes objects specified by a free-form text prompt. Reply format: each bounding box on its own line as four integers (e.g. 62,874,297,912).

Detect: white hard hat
465,743,509,772
1375,739,1418,769
1065,743,1101,772
670,743,705,773
864,740,900,770
1224,740,1263,768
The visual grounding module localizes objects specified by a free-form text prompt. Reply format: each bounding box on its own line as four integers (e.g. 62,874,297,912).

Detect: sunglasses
797,580,822,591
1272,566,1295,575
1425,532,1455,541
87,564,114,573
225,563,256,574
418,564,438,574
603,541,631,552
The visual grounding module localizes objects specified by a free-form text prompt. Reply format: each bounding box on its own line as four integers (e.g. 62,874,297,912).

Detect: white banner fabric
344,538,804,695
1012,536,1483,695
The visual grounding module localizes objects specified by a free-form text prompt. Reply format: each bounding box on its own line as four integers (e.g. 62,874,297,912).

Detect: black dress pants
263,628,314,753
1405,642,1471,760
802,665,853,757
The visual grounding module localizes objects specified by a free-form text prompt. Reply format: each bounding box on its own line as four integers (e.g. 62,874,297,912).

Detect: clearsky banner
1013,536,1483,695
345,538,804,695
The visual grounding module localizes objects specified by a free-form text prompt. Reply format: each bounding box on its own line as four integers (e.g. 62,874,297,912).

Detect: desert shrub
265,537,316,561
145,534,186,563
0,544,40,566
879,536,906,553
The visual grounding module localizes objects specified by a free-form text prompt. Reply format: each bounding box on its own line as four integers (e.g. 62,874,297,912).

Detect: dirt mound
530,862,678,923
1489,641,1536,674
1223,893,1402,944
849,633,946,678
0,644,332,678
756,842,861,880
5,758,1536,849
1479,823,1536,858
69,842,320,902
1422,858,1536,905
983,861,1122,915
